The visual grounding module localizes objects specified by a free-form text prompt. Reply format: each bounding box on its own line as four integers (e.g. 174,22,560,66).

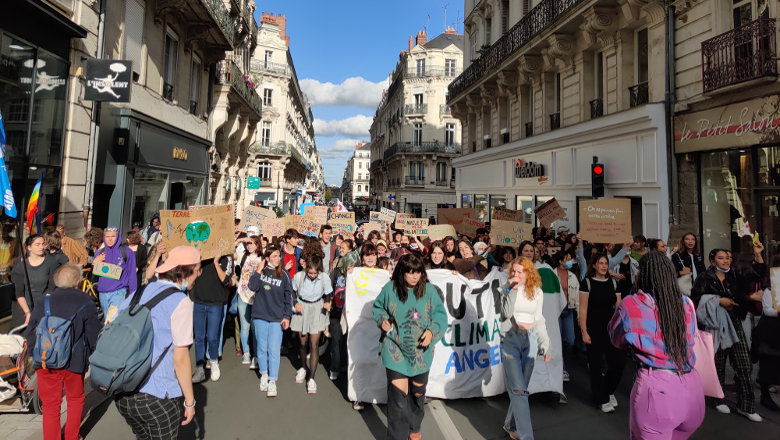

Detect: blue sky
253,0,465,186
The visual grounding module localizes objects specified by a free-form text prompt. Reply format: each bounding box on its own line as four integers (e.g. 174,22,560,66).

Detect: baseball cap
247,226,260,237
155,246,201,273
557,226,570,234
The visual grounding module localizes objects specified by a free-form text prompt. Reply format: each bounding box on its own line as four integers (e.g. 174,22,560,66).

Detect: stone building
342,141,370,207
369,29,463,219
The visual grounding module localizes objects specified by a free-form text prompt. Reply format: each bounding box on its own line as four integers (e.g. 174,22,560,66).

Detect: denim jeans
329,317,343,374
193,303,223,367
386,369,429,440
502,329,537,440
99,288,127,323
254,319,283,381
236,297,253,356
559,308,575,370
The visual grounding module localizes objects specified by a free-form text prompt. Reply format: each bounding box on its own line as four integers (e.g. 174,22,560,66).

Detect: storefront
94,108,209,231
455,103,670,240
675,94,780,262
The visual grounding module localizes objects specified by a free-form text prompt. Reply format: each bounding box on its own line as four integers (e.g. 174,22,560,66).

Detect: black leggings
386,369,429,440
299,332,321,380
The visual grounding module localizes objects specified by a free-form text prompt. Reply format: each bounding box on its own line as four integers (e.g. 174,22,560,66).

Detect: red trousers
36,368,85,440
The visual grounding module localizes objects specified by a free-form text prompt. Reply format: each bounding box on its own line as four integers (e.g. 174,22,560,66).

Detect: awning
2,1,88,58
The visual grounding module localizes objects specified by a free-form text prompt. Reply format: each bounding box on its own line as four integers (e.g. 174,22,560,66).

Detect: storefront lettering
173,147,188,161
677,107,780,142
514,159,544,179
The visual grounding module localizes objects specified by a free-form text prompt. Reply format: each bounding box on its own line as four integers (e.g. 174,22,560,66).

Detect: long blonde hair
508,257,541,301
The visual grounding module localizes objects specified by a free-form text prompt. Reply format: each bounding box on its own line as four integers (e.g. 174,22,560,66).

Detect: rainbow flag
27,173,42,234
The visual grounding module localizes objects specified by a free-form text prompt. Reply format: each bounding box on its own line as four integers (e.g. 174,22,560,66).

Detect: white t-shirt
513,285,544,325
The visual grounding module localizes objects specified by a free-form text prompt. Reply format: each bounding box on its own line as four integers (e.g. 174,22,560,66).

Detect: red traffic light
593,165,603,175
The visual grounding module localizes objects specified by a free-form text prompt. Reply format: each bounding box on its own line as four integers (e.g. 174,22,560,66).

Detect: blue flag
0,110,18,218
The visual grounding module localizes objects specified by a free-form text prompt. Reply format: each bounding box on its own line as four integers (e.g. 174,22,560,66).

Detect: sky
253,0,465,186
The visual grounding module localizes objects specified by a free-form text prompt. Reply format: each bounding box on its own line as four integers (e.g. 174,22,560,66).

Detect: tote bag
693,328,724,398
677,274,693,296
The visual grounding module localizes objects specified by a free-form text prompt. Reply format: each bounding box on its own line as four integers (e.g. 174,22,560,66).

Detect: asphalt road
74,340,780,440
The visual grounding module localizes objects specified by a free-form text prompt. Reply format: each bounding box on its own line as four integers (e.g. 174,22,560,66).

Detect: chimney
416,30,427,46
260,12,290,47
409,36,413,51
445,26,456,35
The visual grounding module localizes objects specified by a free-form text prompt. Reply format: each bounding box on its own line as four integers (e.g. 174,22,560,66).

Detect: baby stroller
0,324,42,414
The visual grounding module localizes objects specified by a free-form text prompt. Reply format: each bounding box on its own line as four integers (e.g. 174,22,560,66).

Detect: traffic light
591,162,605,198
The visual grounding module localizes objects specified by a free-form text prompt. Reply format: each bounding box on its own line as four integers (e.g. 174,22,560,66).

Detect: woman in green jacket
373,253,447,440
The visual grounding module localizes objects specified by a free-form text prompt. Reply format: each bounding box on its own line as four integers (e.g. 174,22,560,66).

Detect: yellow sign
173,147,188,161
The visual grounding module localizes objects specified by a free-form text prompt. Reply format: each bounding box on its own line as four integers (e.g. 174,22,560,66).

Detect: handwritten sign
93,261,123,280
489,220,533,246
771,268,780,311
330,211,355,223
160,204,234,260
427,224,457,241
534,198,566,228
305,206,329,225
363,223,382,236
460,217,485,238
284,215,302,232
579,198,632,243
404,218,429,236
330,221,356,237
438,208,478,227
242,205,277,233
668,224,696,248
492,206,523,222
395,213,415,228
381,207,397,223
297,216,321,237
263,217,285,238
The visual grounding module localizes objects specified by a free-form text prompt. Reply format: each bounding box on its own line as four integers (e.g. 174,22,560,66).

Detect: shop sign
514,159,545,179
172,147,188,161
674,95,780,153
84,60,132,102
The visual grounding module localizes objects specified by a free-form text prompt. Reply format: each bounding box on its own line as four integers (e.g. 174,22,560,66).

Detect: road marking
429,399,464,440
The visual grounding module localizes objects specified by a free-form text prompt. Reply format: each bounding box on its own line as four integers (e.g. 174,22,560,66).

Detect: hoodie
248,266,293,322
96,229,137,294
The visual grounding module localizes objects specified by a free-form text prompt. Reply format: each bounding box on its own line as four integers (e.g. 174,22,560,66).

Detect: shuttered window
124,0,146,78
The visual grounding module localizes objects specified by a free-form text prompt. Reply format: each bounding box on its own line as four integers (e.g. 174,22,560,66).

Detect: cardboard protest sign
263,217,285,238
489,220,533,246
438,208,478,228
329,211,355,223
160,204,234,260
381,207,397,223
369,211,382,223
579,198,632,243
93,261,122,280
771,268,780,311
427,224,457,241
242,205,276,233
460,217,485,238
284,215,302,231
330,221,356,237
403,218,429,236
305,206,329,225
363,223,382,236
492,206,523,222
534,198,566,228
668,224,696,247
395,213,415,228
297,216,321,237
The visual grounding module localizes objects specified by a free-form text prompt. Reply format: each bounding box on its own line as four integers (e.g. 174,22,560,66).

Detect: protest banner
284,215,302,231
668,224,696,247
305,206,329,225
363,223,382,236
491,206,523,222
489,220,533,246
772,268,780,310
427,224,457,241
329,211,355,223
369,212,390,232
460,217,485,238
346,267,565,403
534,198,566,228
437,208,478,228
263,217,285,238
381,207,397,223
330,221,356,237
93,261,122,280
579,198,632,243
395,212,415,228
297,216,321,237
242,205,276,233
160,204,234,259
403,218,429,236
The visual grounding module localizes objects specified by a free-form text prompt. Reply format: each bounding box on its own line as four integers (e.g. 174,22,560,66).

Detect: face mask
180,281,189,290
715,266,730,273
410,245,419,250
564,260,574,269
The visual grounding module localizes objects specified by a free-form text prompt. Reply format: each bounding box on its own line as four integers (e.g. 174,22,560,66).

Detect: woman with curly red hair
499,257,551,440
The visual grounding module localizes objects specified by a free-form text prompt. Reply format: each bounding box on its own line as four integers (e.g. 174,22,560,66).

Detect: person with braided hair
609,251,704,439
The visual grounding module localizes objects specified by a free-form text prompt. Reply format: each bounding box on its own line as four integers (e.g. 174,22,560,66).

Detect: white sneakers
609,394,618,408
736,409,762,423
715,404,731,414
249,358,258,370
502,425,521,440
259,373,269,392
307,379,317,394
209,360,220,381
267,381,277,397
295,368,307,384
600,403,616,413
241,353,251,365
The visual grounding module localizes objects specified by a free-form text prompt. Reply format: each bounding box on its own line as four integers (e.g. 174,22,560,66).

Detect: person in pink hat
114,246,201,440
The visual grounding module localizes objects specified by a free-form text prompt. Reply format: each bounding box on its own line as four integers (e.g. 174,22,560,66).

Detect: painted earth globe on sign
185,220,211,247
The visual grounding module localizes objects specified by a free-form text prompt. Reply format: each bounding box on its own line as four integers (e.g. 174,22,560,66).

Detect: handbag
693,327,725,398
678,274,693,296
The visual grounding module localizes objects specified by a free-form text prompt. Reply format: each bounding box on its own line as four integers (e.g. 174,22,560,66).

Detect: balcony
449,0,586,101
199,0,235,48
435,179,449,187
370,159,384,170
550,113,560,130
355,178,369,183
525,122,533,138
251,60,290,76
702,18,777,93
384,142,462,161
249,142,293,155
628,82,649,108
590,98,603,119
405,103,428,115
440,105,451,116
218,60,263,116
405,177,425,186
407,66,462,78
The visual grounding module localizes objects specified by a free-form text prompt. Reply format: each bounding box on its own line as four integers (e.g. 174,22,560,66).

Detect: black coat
691,266,749,320
671,251,706,281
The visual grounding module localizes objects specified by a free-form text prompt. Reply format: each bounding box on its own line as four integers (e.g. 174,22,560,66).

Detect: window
358,161,362,169
485,18,492,45
124,0,145,79
163,29,179,101
501,1,510,34
264,50,273,68
635,28,649,84
189,56,201,115
445,59,457,76
358,185,362,192
515,196,534,223
413,123,423,146
414,93,424,106
416,58,425,76
261,121,272,146
732,0,769,28
471,33,477,60
436,163,447,181
595,51,604,99
358,173,362,180
258,162,272,180
445,123,456,146
263,88,273,106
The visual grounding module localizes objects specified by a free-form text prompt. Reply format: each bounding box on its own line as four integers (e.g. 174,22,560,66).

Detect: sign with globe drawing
160,204,234,260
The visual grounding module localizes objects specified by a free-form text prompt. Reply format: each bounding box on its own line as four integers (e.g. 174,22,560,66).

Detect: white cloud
318,138,364,159
300,77,387,109
314,115,372,137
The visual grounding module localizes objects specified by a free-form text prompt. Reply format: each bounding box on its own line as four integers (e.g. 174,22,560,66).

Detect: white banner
346,267,564,403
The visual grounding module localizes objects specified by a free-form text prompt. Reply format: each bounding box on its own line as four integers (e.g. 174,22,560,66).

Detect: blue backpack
88,284,180,397
33,296,88,369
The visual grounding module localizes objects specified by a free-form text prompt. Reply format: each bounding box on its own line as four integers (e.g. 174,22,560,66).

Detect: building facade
448,0,671,240
369,29,463,219
342,141,370,206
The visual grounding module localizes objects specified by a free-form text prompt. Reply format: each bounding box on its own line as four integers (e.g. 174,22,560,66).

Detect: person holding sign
451,240,489,280
499,257,552,440
372,254,447,440
93,227,137,323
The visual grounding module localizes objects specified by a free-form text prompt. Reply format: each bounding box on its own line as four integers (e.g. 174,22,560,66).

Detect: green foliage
324,189,333,203
273,206,284,218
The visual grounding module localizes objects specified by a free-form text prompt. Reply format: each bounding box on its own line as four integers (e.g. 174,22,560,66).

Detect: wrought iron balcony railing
163,82,174,101
407,66,463,78
448,0,586,101
384,142,462,161
218,60,263,116
249,142,292,155
435,179,449,187
201,0,235,48
629,82,649,108
440,105,452,115
590,98,603,119
250,59,290,76
405,103,428,115
405,177,425,186
370,159,384,170
550,112,560,130
525,122,533,138
702,17,777,93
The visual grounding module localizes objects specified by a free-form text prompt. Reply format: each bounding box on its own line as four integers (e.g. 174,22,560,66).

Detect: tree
324,189,333,203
